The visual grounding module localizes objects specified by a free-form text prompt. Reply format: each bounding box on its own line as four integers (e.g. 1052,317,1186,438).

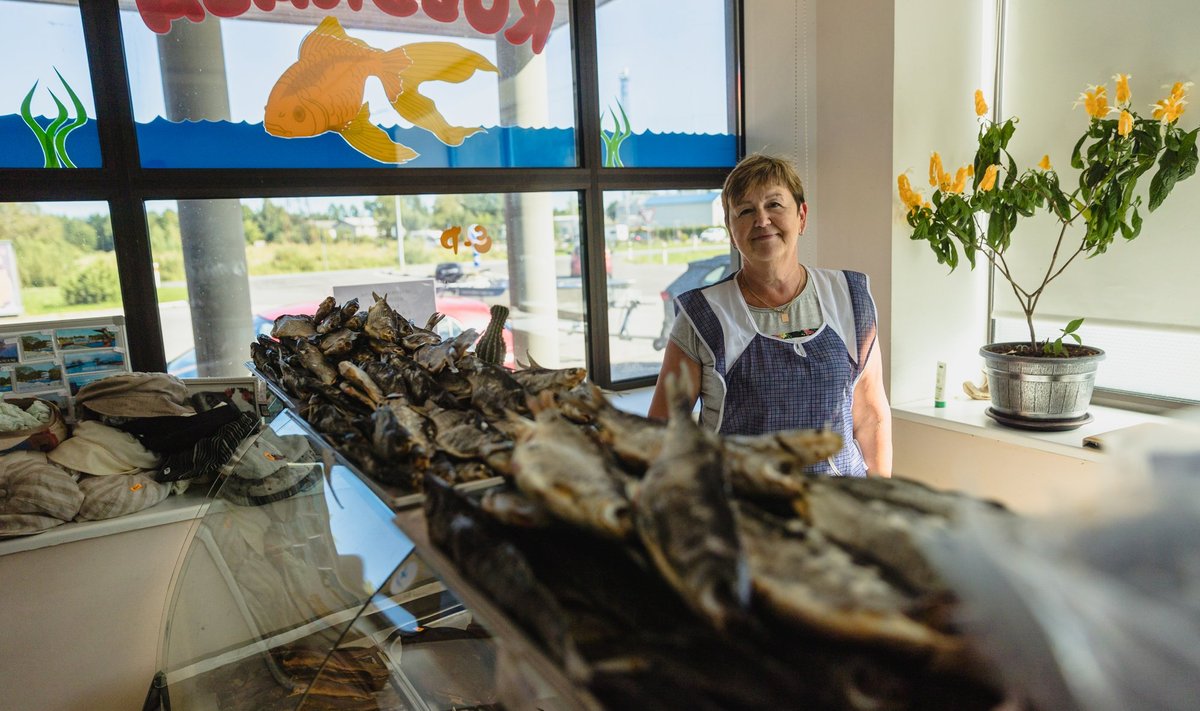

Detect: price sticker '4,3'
440,224,493,255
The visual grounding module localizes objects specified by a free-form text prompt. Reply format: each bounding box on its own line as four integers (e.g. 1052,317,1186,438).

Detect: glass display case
145,405,597,711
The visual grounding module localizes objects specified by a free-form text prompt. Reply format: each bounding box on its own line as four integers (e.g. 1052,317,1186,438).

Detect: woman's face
727,182,807,267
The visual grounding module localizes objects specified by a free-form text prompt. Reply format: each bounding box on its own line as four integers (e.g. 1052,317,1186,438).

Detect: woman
648,154,892,477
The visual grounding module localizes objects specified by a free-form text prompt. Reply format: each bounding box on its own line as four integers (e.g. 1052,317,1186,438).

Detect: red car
169,294,514,376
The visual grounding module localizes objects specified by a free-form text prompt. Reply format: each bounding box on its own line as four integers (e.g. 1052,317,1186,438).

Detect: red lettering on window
463,0,507,35
203,0,251,17
136,0,206,34
503,0,553,54
312,0,342,9
252,0,277,11
373,0,419,16
421,0,458,23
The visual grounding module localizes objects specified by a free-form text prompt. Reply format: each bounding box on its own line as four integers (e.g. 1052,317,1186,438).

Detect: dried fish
318,297,359,335
312,295,337,324
510,393,633,540
460,357,529,420
318,328,357,356
294,340,338,385
632,370,750,632
271,314,316,339
509,363,588,394
795,476,1002,597
734,500,963,661
364,292,400,342
480,487,552,528
338,361,386,408
413,328,477,374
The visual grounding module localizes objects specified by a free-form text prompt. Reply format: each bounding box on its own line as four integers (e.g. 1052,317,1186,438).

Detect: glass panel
604,189,732,381
122,2,576,168
595,0,736,168
0,0,101,168
0,202,123,323
158,408,445,709
996,0,1200,401
149,192,584,378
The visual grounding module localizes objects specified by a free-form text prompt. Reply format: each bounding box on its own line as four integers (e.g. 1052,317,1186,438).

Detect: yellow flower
1152,94,1188,123
1075,84,1111,119
1118,110,1133,136
929,151,943,187
1166,81,1193,101
948,165,971,194
978,164,1000,191
897,174,927,214
1113,73,1131,104
1038,154,1052,171
974,89,988,117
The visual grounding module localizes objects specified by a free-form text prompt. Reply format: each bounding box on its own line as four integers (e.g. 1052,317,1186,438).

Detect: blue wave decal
0,115,736,170
0,114,101,168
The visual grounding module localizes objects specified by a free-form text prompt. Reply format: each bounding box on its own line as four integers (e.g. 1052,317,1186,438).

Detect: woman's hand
852,339,893,477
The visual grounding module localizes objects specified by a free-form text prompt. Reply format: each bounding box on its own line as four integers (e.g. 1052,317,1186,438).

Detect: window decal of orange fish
263,16,499,164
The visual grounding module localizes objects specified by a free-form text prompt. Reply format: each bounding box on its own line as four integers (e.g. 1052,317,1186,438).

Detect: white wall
746,0,993,405
0,522,194,711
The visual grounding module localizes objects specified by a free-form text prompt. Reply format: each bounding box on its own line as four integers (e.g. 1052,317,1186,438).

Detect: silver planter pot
980,342,1106,422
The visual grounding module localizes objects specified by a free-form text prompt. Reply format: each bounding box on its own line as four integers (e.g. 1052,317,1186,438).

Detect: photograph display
0,317,129,420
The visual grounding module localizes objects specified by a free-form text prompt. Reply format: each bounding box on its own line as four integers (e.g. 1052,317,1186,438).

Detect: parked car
569,246,613,277
168,294,515,376
434,262,465,284
652,253,734,350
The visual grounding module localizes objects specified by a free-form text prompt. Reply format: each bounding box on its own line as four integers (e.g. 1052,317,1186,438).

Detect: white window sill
891,396,1175,461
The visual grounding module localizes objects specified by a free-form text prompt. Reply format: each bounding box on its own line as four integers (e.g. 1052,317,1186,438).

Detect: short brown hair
721,153,806,226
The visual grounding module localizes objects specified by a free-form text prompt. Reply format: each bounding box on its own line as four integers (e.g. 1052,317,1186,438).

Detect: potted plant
898,76,1198,428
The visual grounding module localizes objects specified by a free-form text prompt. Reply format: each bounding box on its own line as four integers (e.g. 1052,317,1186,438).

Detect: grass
21,285,189,316
244,240,508,275
621,244,728,265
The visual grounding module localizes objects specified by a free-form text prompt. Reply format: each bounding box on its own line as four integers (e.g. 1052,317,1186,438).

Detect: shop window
0,0,101,168
0,202,128,404
604,189,733,380
121,2,577,169
147,192,583,378
595,0,737,168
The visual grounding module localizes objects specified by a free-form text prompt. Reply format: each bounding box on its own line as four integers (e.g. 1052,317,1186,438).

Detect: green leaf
1149,149,1181,211
1071,132,1089,169
1063,317,1084,334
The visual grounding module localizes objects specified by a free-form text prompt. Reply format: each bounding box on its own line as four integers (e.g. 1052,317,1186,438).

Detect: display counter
147,404,593,710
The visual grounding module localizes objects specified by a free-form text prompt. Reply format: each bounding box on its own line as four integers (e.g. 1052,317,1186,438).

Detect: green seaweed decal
20,68,87,169
601,99,632,167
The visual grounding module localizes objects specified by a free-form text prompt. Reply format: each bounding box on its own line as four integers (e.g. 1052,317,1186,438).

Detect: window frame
0,0,744,390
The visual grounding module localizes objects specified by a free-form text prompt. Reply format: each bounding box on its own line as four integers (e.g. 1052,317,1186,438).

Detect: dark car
434,262,465,284
652,253,734,350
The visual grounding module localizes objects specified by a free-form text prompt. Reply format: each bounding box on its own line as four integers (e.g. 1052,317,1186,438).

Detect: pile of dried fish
250,293,586,493
253,293,1015,708
427,372,1015,710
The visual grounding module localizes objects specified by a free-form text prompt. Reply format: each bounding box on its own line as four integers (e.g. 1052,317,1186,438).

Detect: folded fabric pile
0,372,265,537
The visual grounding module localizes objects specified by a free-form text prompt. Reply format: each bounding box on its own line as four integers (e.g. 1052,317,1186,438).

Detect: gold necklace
738,270,804,324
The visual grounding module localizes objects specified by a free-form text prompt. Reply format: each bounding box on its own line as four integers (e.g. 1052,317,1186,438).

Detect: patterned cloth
676,267,877,476
157,411,262,483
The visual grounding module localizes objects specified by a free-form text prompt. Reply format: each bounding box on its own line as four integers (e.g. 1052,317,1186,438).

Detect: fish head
264,82,324,138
